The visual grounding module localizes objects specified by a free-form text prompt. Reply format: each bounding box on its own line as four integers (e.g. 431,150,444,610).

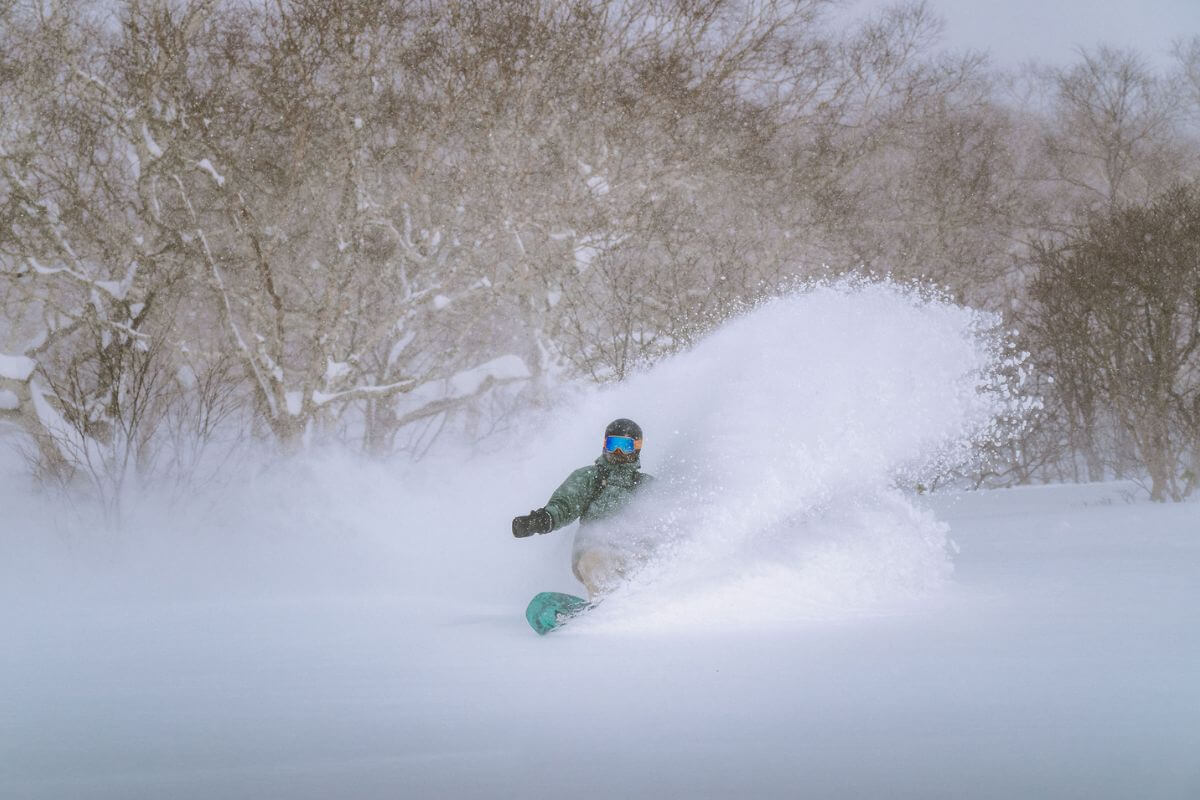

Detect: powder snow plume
538,278,1033,630
0,278,1032,634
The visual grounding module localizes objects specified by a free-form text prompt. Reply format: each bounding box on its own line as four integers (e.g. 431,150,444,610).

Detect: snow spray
543,278,1035,630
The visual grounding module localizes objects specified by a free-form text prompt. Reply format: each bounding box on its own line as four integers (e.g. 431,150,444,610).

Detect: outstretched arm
512,466,596,538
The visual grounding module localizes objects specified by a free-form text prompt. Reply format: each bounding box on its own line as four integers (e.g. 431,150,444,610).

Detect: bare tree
9,0,1197,500
1039,46,1192,212
1027,185,1200,501
0,0,188,491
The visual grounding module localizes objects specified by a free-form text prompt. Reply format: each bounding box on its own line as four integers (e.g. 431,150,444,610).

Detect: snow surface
0,353,36,381
2,282,1197,799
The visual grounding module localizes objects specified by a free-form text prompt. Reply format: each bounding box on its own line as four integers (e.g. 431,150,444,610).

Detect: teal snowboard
525,591,590,635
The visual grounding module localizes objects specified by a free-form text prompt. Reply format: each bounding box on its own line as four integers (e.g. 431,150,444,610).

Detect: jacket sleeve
544,466,597,531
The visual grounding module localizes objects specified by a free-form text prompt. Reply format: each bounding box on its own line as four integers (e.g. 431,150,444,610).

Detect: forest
2,0,1198,507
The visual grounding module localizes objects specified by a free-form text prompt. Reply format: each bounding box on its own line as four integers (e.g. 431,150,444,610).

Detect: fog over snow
3,282,1198,799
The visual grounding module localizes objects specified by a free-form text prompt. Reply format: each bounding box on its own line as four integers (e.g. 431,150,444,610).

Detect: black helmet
605,418,643,440
602,418,643,464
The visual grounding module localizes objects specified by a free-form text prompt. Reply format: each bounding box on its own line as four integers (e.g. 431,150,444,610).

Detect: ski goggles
604,434,641,454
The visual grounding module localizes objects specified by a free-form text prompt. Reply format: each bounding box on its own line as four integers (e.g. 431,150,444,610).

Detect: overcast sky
844,0,1199,69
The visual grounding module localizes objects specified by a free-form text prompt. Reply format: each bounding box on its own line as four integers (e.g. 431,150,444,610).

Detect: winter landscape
3,1,1200,799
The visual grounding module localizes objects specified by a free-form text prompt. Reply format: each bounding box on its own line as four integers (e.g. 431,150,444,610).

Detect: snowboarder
512,418,654,598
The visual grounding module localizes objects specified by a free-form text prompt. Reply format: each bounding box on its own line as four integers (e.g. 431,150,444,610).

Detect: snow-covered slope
2,282,1196,799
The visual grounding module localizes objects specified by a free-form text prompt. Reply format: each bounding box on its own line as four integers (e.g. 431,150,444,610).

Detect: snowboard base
525,591,589,635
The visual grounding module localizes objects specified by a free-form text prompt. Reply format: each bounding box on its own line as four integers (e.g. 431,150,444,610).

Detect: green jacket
545,456,653,531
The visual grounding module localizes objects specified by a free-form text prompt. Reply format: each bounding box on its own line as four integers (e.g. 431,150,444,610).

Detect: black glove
512,508,553,538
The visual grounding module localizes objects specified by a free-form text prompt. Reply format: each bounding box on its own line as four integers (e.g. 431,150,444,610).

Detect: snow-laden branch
196,158,225,186
142,122,164,159
392,377,527,430
3,160,142,303
389,355,531,428
173,174,279,419
312,377,419,407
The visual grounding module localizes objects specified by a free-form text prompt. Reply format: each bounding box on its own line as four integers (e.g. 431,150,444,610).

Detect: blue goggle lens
604,435,638,454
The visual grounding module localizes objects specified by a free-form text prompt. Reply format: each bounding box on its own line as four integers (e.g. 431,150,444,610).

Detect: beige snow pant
571,547,629,600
